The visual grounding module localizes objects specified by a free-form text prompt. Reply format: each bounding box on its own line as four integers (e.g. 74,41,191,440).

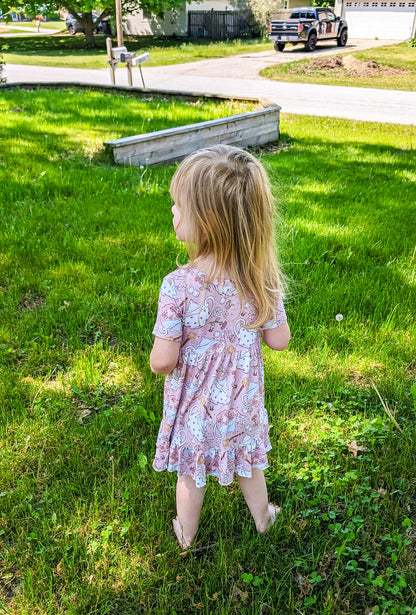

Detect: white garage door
342,1,416,39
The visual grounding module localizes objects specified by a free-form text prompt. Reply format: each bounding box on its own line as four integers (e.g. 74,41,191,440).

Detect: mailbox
132,52,150,66
111,46,127,61
120,52,136,63
106,38,149,88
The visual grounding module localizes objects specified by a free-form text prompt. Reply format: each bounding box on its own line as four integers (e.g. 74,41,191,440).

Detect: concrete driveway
149,38,399,80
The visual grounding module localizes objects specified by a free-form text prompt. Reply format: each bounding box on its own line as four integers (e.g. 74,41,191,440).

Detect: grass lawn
0,29,35,34
0,20,65,30
1,86,416,615
1,35,271,69
17,20,65,30
261,42,416,91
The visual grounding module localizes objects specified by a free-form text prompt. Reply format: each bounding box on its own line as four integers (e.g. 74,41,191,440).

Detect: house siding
124,0,244,36
124,4,187,36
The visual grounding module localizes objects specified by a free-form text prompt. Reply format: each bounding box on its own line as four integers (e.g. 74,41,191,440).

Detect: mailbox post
106,38,125,85
120,51,135,87
106,38,149,87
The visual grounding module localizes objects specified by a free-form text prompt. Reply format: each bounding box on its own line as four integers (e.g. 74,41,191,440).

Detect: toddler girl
150,144,290,549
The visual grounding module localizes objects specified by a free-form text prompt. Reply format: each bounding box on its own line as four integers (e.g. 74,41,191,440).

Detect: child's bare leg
173,474,205,548
238,468,279,533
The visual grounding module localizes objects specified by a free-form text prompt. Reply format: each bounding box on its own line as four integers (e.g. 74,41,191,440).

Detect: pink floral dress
152,265,287,488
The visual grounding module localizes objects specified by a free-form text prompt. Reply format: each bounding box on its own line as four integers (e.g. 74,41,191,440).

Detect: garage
341,1,416,39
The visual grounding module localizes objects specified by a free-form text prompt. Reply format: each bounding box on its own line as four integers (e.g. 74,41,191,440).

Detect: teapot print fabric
152,266,287,488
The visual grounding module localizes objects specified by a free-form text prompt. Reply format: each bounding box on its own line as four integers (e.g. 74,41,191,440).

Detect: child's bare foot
172,517,193,549
258,503,281,534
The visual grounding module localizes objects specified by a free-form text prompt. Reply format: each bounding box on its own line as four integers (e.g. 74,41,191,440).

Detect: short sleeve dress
152,265,287,488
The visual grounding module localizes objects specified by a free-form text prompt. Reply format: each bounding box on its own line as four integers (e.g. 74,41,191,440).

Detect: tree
0,0,186,47
245,0,284,37
310,0,332,6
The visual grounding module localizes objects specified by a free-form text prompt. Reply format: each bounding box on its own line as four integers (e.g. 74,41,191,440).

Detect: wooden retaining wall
105,98,281,166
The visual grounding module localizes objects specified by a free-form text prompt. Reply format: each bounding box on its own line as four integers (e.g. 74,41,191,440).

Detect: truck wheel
337,29,348,47
305,32,317,52
67,24,76,35
274,42,286,52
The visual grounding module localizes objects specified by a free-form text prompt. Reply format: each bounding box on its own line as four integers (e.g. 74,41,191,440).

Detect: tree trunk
82,13,96,48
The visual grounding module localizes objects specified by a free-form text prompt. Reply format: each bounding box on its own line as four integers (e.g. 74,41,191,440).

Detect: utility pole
115,0,123,46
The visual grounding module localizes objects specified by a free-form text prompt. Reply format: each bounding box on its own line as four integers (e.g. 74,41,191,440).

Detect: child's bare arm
262,321,290,351
150,337,180,374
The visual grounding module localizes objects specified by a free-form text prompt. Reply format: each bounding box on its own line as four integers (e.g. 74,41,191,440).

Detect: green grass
261,42,416,90
20,20,65,30
0,28,34,34
0,20,65,30
1,86,416,615
1,35,271,69
0,86,256,149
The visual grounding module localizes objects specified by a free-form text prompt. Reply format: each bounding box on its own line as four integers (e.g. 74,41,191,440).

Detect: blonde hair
170,144,285,329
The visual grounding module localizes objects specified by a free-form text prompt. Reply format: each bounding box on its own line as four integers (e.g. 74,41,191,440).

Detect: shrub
247,0,280,37
408,37,416,47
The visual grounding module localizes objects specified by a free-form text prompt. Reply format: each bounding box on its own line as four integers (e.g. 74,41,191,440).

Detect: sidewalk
0,26,62,36
4,47,416,125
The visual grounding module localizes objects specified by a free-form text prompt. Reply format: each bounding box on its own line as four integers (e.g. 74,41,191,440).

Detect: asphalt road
4,39,416,125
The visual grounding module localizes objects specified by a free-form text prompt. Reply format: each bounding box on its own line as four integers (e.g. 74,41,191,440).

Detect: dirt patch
249,140,291,154
17,292,46,311
309,56,344,71
289,55,409,78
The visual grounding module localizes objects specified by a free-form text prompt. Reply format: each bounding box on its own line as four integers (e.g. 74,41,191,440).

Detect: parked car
269,7,348,52
66,13,111,35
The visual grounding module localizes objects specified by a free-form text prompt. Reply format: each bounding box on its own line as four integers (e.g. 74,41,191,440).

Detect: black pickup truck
269,7,348,52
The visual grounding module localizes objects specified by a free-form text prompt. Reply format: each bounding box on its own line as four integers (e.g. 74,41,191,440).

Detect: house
124,0,251,37
334,0,416,39
0,10,25,21
124,4,186,36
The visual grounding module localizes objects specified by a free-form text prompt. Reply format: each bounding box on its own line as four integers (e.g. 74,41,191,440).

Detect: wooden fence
188,10,253,40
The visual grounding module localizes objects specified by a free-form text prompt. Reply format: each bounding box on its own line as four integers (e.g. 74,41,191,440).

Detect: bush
408,37,416,47
247,0,279,37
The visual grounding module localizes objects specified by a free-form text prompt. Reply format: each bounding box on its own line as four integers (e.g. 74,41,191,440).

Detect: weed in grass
0,91,416,614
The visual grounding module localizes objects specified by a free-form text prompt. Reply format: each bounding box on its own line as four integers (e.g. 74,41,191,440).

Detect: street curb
0,80,272,105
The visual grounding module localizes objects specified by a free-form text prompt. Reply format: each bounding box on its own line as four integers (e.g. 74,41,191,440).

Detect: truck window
306,11,315,18
290,11,299,18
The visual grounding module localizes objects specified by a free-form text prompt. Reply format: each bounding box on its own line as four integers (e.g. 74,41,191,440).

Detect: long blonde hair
170,145,285,329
